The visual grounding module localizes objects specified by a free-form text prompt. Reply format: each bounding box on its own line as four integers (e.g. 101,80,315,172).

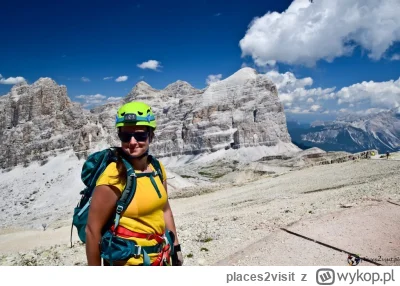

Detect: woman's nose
129,135,138,145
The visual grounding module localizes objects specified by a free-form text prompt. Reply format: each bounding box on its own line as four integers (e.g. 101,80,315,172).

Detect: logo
124,113,137,122
316,268,335,285
347,254,361,266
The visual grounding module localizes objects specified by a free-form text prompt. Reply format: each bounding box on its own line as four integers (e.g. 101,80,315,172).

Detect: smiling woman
84,101,183,266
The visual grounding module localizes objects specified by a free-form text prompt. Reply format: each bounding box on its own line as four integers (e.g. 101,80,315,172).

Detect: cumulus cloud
310,104,321,112
103,76,113,80
240,0,400,66
391,54,400,61
265,70,336,114
81,77,90,82
115,76,128,82
265,70,400,115
206,74,223,85
0,74,26,85
137,60,162,71
106,96,123,102
264,70,313,91
336,78,400,110
76,94,123,109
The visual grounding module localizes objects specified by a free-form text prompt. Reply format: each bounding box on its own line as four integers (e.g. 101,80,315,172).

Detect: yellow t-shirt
96,160,168,265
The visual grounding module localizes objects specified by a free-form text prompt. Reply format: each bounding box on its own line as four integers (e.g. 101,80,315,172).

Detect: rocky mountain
0,68,298,169
118,68,293,157
0,79,103,169
288,109,400,153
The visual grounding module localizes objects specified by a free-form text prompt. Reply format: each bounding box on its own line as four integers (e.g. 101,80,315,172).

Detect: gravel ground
0,158,399,266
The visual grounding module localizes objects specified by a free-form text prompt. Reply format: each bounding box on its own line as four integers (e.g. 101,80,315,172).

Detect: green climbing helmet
115,101,156,130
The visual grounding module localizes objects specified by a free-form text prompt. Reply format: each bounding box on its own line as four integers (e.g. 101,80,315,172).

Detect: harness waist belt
110,225,165,244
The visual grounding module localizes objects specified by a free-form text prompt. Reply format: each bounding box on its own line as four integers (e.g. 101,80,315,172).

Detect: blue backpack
70,147,173,265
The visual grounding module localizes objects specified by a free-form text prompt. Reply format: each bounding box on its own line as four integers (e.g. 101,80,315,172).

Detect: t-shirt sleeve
95,162,125,193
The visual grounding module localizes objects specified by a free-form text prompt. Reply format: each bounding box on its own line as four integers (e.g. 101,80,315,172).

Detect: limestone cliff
0,68,295,169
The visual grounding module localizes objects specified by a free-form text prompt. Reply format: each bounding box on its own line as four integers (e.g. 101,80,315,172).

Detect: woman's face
119,125,151,158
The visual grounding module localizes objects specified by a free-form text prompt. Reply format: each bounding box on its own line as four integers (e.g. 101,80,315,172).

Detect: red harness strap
151,244,171,266
110,225,165,244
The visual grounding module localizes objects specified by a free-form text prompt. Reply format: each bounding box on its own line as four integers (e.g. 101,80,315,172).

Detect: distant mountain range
287,109,400,153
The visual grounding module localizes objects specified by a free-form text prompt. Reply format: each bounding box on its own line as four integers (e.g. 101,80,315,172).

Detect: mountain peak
33,77,59,87
224,67,257,81
165,80,193,89
208,67,258,89
135,81,152,88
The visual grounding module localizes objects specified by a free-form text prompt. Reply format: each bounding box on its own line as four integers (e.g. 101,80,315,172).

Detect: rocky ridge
289,109,400,153
0,68,298,169
0,79,103,169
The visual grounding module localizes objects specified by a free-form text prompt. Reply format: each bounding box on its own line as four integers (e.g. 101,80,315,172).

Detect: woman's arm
85,185,120,266
163,200,180,245
162,180,183,265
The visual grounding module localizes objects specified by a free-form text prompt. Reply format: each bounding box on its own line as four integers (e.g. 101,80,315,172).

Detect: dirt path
215,202,400,266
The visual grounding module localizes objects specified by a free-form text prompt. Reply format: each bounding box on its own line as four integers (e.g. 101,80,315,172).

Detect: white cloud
103,76,113,80
265,70,335,112
391,54,400,61
81,77,90,82
265,70,400,115
115,76,128,82
336,78,400,109
76,94,122,109
310,104,321,112
240,0,400,66
106,96,123,102
137,60,162,71
287,107,312,114
0,74,26,85
264,70,313,92
214,13,222,17
206,74,223,85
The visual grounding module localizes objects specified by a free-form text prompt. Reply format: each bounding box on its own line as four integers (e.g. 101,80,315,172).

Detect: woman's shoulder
96,162,124,191
102,161,119,175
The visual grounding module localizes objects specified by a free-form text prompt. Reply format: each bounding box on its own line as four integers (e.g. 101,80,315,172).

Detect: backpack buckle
133,245,142,258
116,205,124,214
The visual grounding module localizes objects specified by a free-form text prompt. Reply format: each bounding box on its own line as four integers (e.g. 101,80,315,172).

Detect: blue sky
1,0,400,122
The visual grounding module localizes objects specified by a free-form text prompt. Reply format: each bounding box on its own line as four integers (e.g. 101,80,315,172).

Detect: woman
85,101,183,266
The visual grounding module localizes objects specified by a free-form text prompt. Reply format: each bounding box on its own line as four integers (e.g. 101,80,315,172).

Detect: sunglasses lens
118,133,130,142
118,132,149,142
133,132,148,142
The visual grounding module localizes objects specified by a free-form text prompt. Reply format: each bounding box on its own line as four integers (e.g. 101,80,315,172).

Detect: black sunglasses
118,131,149,142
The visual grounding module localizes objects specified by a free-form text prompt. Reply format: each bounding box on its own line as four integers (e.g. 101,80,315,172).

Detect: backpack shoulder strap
112,150,137,230
112,153,165,230
148,155,164,183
